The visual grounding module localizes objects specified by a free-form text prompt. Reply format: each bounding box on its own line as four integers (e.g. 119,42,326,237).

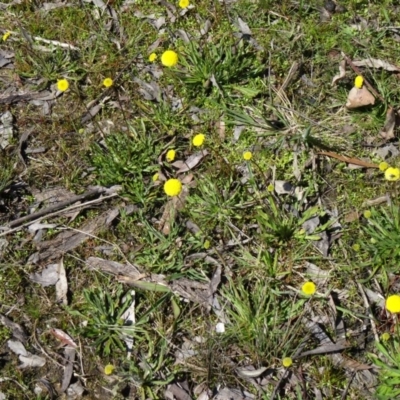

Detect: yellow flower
386,294,400,313
381,332,391,341
104,364,115,375
301,281,316,296
166,149,176,162
363,210,372,219
282,357,293,368
379,162,389,171
152,172,159,182
164,178,182,196
179,0,190,8
103,78,113,88
149,53,157,62
243,151,253,161
192,134,205,147
2,31,11,41
354,75,364,89
204,240,211,249
161,50,178,67
352,243,360,252
267,183,274,192
56,79,69,92
385,167,400,181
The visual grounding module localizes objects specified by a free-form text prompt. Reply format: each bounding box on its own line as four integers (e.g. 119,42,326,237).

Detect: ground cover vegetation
1,0,400,399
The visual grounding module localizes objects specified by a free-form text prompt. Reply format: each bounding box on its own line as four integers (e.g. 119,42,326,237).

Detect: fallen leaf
173,150,209,173
346,86,375,109
331,59,346,86
274,180,294,195
29,264,59,287
236,366,268,378
352,58,400,72
19,354,46,369
50,329,77,348
0,111,13,149
66,381,85,397
0,315,28,342
7,340,28,356
120,290,136,356
60,347,76,392
56,258,68,305
374,143,400,159
380,107,396,139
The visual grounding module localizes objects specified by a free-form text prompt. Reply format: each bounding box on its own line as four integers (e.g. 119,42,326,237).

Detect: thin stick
0,192,119,237
7,188,107,228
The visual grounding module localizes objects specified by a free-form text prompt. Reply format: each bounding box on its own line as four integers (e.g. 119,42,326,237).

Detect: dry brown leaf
380,107,396,139
352,58,400,72
173,150,209,173
56,258,68,305
50,328,77,348
346,86,375,109
331,59,346,86
318,151,379,168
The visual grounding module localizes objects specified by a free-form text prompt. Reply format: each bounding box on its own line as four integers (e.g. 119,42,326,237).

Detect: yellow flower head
354,75,364,89
164,178,182,196
379,162,389,172
352,243,360,252
267,183,274,192
385,167,400,181
166,149,176,162
103,78,113,88
2,31,11,41
152,172,159,182
161,50,178,67
192,134,205,147
56,79,69,92
301,281,316,296
386,294,400,313
381,332,391,341
179,0,190,8
204,240,211,249
282,357,293,368
363,210,372,219
104,364,115,375
149,53,157,62
243,151,253,161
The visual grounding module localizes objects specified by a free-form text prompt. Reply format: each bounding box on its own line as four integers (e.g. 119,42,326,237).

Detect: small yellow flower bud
354,75,364,89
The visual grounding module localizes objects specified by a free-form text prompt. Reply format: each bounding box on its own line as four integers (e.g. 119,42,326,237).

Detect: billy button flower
282,357,293,368
179,0,190,8
164,178,182,196
166,149,176,162
56,79,69,92
103,78,113,88
386,294,400,313
192,134,205,147
354,75,364,89
363,210,372,219
104,364,115,375
2,31,11,41
149,53,157,62
243,151,252,161
385,167,400,181
301,281,316,296
379,161,389,172
161,50,178,67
